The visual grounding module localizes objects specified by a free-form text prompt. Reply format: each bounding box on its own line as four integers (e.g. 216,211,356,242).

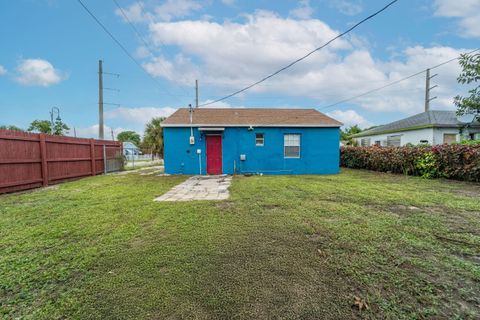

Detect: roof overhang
161,123,342,128
198,127,225,131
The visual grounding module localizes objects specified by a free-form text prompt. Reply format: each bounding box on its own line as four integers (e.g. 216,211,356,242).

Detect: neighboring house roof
161,108,342,127
122,141,138,149
353,110,480,138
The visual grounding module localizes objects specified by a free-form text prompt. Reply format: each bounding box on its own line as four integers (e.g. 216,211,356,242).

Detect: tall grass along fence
341,144,480,182
0,129,123,194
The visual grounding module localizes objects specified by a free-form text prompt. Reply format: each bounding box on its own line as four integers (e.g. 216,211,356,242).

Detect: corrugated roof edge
351,123,480,138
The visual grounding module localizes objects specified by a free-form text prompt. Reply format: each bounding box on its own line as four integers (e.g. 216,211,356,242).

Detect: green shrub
459,139,480,145
340,144,480,182
415,152,443,179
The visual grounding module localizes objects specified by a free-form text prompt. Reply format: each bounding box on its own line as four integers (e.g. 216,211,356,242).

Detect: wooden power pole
98,60,104,140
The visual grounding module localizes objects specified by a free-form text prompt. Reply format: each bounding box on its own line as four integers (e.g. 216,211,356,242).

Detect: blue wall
163,126,340,175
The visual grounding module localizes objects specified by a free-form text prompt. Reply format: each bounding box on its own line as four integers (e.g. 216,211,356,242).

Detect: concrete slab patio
154,175,232,202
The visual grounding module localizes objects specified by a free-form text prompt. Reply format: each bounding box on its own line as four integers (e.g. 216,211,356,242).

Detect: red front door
206,135,222,174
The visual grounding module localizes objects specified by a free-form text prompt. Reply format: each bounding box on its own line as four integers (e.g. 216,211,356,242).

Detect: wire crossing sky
199,0,400,107
0,0,478,136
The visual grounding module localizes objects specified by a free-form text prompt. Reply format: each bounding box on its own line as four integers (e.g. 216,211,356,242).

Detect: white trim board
161,124,341,128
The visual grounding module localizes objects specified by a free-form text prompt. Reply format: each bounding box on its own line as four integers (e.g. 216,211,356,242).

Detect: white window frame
361,138,371,147
255,133,264,146
284,134,301,158
387,135,401,147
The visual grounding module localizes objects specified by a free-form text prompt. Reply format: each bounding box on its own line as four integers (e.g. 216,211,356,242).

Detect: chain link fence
104,145,124,173
123,147,162,169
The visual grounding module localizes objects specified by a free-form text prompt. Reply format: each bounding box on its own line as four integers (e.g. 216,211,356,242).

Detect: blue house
161,108,342,175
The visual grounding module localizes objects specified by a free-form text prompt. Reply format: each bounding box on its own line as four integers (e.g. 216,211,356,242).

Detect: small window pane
284,134,300,158
255,133,264,146
443,134,456,144
387,135,401,147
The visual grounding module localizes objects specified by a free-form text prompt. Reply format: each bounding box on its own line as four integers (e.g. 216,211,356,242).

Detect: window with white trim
255,133,264,146
284,134,300,158
361,138,371,147
387,135,401,147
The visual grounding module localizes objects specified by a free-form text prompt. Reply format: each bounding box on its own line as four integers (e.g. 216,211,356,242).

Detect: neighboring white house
352,110,480,147
123,141,141,160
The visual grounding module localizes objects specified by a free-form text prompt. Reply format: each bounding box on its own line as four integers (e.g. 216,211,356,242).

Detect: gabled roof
354,110,480,137
161,108,342,127
122,141,138,148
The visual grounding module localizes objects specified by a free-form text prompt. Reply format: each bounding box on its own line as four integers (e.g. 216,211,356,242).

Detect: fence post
39,133,48,187
90,139,96,176
103,144,107,174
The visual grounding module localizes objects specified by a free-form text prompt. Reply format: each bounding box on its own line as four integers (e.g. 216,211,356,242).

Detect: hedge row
340,144,480,182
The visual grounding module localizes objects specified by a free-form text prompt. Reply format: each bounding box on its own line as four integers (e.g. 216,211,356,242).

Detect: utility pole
195,79,199,108
98,60,104,140
73,127,77,138
111,128,114,141
424,68,438,112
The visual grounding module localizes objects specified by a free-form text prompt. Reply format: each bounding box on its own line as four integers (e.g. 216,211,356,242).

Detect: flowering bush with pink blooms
340,144,480,182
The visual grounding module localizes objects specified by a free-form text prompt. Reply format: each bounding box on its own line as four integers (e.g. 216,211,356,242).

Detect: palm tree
143,117,165,159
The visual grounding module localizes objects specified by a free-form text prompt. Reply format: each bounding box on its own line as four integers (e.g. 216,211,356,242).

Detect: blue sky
0,0,478,138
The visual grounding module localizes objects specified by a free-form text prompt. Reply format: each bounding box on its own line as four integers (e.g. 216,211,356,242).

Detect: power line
112,0,191,96
318,48,480,110
198,0,399,107
76,0,188,102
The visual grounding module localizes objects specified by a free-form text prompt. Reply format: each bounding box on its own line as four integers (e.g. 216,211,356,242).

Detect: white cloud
353,46,466,114
105,107,177,124
143,54,199,83
0,65,6,75
121,9,470,117
14,59,66,86
115,0,202,23
289,0,314,20
115,1,151,23
74,124,129,139
155,0,202,21
327,109,372,128
135,46,151,59
328,0,363,16
434,0,480,38
147,10,350,87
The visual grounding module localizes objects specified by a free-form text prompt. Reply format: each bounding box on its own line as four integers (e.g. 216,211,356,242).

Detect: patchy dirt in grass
457,253,480,265
193,227,363,319
387,204,422,216
215,201,235,210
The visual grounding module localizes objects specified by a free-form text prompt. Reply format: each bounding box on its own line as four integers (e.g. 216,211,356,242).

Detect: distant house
161,108,342,175
352,110,480,147
122,141,140,160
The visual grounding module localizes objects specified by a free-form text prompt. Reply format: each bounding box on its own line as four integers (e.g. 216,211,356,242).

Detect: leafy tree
28,119,69,135
143,117,165,158
455,53,480,116
117,130,141,146
340,125,363,145
52,118,70,136
28,120,52,134
0,125,24,131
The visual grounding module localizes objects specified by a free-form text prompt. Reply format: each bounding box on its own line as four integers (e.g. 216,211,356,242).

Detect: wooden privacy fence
0,129,123,194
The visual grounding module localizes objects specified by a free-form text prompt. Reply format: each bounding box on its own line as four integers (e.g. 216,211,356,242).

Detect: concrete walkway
154,175,232,202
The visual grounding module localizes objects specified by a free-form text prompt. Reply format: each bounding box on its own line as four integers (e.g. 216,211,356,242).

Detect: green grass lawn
1,169,479,319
